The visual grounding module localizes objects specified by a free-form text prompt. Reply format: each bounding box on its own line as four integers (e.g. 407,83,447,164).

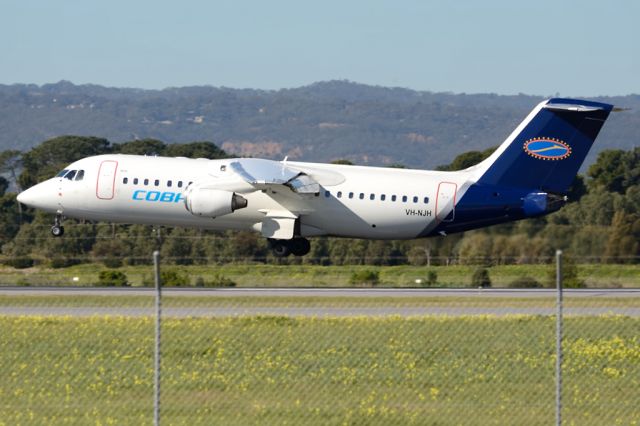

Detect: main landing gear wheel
290,238,311,256
268,238,311,257
51,214,64,237
270,240,291,257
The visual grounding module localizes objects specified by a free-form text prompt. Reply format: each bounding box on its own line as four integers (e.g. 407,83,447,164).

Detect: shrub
50,256,77,269
508,276,542,288
5,257,34,269
546,256,585,288
426,270,438,286
196,274,237,288
160,269,190,287
471,267,491,288
97,270,129,287
349,270,380,286
103,257,123,268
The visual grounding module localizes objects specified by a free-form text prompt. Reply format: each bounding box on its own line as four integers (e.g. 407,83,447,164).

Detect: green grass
1,263,639,287
1,315,639,425
1,294,640,309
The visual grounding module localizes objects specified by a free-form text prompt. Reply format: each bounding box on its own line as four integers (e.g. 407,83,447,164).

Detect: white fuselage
16,98,615,250
23,154,469,240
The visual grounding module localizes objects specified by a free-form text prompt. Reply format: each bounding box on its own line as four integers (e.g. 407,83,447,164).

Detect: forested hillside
1,137,638,276
0,81,638,169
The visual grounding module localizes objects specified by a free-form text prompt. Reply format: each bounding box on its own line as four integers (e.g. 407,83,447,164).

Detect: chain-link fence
1,258,639,425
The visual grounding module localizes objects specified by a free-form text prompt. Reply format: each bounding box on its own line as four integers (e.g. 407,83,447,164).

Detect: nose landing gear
51,214,64,237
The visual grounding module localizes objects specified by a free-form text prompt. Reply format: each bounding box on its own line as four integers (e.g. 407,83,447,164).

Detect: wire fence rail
1,256,640,425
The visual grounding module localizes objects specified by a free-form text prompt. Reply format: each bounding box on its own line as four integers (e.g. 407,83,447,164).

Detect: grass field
1,314,639,425
1,294,640,309
1,263,639,287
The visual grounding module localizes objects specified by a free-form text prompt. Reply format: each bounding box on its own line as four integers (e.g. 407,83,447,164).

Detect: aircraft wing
229,159,325,238
229,158,320,196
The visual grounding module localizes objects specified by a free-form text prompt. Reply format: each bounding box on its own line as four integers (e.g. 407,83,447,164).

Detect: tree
0,150,23,191
0,176,8,196
604,211,640,263
471,267,491,288
163,141,228,159
113,139,166,156
546,255,584,288
436,146,496,171
566,175,588,202
161,228,195,265
330,159,354,165
588,148,640,194
19,136,111,188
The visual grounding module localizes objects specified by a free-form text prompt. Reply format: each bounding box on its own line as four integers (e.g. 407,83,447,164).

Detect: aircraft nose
16,186,37,205
16,181,59,211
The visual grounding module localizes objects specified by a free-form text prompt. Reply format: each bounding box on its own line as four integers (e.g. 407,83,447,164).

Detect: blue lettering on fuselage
132,190,184,203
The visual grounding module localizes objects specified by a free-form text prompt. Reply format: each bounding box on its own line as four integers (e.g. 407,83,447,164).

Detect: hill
0,80,637,169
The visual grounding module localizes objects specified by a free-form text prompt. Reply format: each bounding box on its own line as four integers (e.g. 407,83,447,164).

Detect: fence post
555,250,563,426
153,250,162,426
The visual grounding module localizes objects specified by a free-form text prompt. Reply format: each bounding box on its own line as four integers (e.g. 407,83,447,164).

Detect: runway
1,287,639,317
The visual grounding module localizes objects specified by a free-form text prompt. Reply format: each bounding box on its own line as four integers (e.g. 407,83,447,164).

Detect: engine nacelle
184,186,248,217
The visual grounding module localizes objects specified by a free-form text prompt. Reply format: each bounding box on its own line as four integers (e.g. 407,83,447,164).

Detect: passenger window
402,196,408,202
391,195,397,202
370,194,375,200
424,197,429,204
349,192,354,199
56,169,69,177
64,170,76,180
325,191,330,198
337,191,342,198
134,178,139,185
359,193,364,200
75,170,84,181
167,180,172,187
178,181,183,188
144,179,149,186
154,179,159,186
381,194,386,201
123,177,128,184
413,196,418,203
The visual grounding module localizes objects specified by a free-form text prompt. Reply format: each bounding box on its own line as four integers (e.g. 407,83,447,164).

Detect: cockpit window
75,170,85,181
64,170,77,180
56,169,69,177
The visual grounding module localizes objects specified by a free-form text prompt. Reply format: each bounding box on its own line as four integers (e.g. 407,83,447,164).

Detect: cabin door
96,160,118,200
436,182,457,222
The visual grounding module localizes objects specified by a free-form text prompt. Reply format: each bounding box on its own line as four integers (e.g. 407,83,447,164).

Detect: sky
1,0,638,96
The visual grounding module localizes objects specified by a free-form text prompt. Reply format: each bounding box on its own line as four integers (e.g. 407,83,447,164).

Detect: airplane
17,98,614,257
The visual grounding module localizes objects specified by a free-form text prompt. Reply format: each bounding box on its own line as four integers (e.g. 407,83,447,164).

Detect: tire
271,241,291,257
51,225,64,237
290,238,311,256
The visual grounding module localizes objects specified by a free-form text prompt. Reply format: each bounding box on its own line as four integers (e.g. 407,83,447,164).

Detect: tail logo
524,138,571,161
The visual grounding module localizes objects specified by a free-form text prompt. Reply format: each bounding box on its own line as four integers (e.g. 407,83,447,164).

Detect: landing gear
290,238,311,256
51,215,64,237
270,240,291,257
268,238,311,257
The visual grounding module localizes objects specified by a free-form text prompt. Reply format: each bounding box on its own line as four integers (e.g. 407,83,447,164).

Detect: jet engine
184,186,248,218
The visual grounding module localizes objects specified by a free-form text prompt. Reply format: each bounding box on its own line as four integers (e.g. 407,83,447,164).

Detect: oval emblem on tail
523,138,571,160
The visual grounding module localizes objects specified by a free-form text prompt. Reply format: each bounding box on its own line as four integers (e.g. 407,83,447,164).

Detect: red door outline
96,160,118,200
435,182,457,222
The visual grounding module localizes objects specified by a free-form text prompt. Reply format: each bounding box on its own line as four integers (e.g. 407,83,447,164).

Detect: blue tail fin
474,98,613,193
